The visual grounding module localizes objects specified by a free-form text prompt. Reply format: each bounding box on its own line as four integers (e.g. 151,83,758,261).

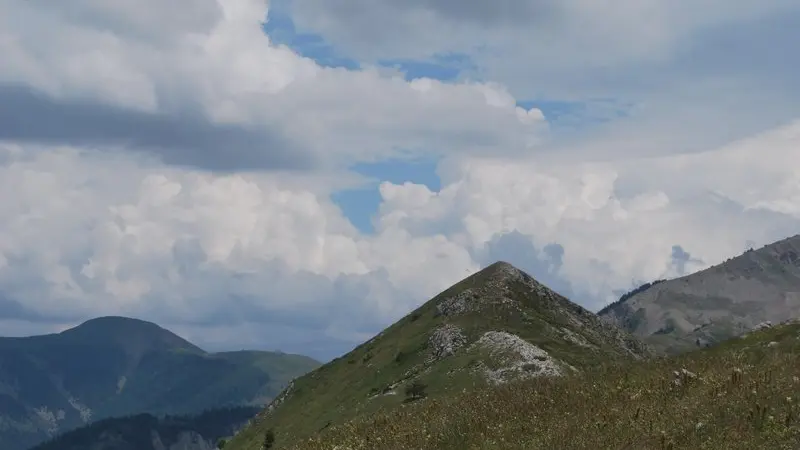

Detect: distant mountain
225,261,652,450
0,316,320,450
29,405,260,450
599,234,800,353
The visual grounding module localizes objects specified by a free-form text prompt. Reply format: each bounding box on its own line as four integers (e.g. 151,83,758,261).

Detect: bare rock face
472,331,564,384
427,324,467,362
435,289,478,317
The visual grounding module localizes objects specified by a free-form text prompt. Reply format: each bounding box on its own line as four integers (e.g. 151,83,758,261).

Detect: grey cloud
674,8,800,91
671,244,703,276
0,295,34,321
542,243,565,270
0,84,315,172
22,0,223,44
0,292,86,324
0,242,406,360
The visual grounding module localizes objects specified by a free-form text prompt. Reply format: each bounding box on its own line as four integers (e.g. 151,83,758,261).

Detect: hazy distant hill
0,316,319,450
226,261,652,450
599,234,800,352
29,406,260,450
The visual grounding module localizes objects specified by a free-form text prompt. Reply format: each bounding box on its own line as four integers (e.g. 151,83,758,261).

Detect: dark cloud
0,295,33,321
542,243,565,270
0,292,84,324
671,244,703,275
0,84,315,172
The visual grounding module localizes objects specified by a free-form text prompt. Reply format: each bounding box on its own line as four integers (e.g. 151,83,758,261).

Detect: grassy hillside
225,262,652,450
291,321,800,449
0,317,319,450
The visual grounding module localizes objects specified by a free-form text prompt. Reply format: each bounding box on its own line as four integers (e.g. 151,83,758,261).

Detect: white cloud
374,119,800,306
287,0,800,158
287,0,799,88
2,120,798,359
0,143,479,356
0,0,546,170
1,0,799,361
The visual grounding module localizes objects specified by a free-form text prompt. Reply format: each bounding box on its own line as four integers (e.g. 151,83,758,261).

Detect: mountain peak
74,315,161,329
59,316,204,356
483,260,520,272
473,260,527,280
432,260,566,319
227,259,652,449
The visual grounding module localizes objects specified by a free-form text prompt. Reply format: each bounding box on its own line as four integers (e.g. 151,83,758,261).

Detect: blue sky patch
332,157,441,233
378,53,477,81
263,0,359,69
262,3,630,233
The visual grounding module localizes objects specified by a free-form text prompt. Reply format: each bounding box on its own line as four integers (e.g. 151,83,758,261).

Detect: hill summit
226,261,652,450
56,316,204,357
0,317,319,450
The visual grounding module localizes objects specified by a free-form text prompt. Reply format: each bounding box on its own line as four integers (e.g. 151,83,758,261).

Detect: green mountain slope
30,406,260,450
598,234,800,353
0,316,319,450
225,261,652,450
290,320,800,450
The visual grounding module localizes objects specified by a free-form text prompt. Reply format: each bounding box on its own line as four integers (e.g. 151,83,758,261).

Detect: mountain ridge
225,260,652,450
0,317,319,450
599,233,800,352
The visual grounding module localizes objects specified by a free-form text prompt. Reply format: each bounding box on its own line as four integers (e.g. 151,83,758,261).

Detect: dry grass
288,323,800,450
224,262,653,450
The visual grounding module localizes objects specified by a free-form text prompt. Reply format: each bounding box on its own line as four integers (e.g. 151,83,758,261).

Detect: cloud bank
1,0,798,360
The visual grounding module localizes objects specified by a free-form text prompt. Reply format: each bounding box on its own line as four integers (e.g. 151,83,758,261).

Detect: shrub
404,381,428,401
263,428,275,449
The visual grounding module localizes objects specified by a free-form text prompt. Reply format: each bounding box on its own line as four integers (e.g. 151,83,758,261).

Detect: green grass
284,322,800,450
225,262,652,450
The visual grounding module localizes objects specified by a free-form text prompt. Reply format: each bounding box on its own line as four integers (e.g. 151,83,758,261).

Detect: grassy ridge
287,322,800,450
225,262,652,450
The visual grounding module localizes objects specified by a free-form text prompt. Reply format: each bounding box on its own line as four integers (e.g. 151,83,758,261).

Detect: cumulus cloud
0,0,546,171
1,0,799,362
0,143,479,358
373,120,800,308
2,120,799,359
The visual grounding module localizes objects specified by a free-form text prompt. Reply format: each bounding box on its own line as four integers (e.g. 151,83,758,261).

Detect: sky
1,0,799,361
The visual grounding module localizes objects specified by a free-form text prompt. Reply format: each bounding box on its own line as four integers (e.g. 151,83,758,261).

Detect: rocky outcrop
473,331,564,384
427,324,467,362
